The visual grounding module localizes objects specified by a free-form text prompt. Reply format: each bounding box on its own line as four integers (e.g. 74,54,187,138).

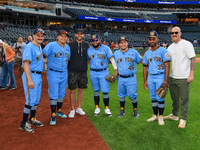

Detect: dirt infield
0,66,109,150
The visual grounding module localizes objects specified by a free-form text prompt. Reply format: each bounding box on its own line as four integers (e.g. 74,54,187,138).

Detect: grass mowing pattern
81,63,200,150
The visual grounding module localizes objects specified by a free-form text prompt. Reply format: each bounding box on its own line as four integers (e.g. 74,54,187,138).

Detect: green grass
80,63,200,150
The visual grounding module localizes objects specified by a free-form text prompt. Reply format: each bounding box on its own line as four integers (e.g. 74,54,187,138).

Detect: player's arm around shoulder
42,42,53,57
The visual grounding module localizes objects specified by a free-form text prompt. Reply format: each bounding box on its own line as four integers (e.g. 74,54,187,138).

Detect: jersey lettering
36,53,43,62
64,52,70,58
147,57,153,64
154,56,163,63
97,53,106,60
116,58,122,65
89,54,95,60
125,57,134,64
55,52,62,58
157,64,164,70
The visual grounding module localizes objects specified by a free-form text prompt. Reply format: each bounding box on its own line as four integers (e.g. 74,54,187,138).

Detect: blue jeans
0,66,3,85
1,60,16,88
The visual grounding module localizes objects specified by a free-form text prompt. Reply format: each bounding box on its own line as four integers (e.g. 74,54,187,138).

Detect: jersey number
157,64,164,70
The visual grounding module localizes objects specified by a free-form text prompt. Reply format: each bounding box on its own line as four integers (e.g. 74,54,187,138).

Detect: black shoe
29,118,44,127
19,122,35,133
118,110,125,118
0,86,6,90
8,87,17,90
134,110,139,118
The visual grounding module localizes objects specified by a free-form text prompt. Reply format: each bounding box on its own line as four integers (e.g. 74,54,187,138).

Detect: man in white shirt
164,26,196,128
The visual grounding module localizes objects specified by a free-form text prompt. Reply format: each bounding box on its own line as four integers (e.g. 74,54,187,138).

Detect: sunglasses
92,39,98,42
171,32,179,35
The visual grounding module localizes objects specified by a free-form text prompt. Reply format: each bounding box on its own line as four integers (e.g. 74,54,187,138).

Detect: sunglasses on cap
171,32,179,35
92,39,99,42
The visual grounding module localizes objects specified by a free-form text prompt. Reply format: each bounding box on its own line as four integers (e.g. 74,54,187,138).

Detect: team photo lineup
0,0,199,149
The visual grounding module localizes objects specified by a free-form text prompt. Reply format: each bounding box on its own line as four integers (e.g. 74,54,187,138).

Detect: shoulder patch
165,53,170,58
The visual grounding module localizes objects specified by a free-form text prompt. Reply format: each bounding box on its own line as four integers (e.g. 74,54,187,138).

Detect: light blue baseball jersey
143,47,171,74
114,48,142,76
23,42,43,72
87,45,113,69
43,41,71,71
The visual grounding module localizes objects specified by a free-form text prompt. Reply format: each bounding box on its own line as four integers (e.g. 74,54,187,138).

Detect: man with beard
114,36,142,118
143,31,170,125
68,29,89,118
43,30,71,125
19,28,45,133
87,34,118,117
164,26,196,128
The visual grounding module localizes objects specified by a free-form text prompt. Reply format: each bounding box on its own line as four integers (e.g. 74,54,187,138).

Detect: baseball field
0,62,199,150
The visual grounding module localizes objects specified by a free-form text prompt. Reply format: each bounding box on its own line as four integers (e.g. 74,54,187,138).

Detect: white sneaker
147,114,158,122
158,116,164,125
76,107,86,115
68,109,75,118
163,113,179,121
178,119,186,128
94,108,100,116
105,108,112,117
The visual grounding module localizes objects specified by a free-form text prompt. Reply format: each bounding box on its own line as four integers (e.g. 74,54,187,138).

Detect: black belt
31,71,42,74
90,68,107,72
119,74,134,78
50,68,63,72
151,72,164,75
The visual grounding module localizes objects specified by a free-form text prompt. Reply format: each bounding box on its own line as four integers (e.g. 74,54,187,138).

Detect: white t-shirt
167,39,196,79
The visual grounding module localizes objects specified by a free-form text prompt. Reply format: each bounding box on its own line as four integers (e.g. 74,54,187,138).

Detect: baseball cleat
178,119,186,128
163,113,179,121
56,109,67,118
105,108,112,117
0,86,6,90
76,107,86,115
147,114,158,122
118,110,125,118
158,116,164,125
133,110,139,118
50,113,56,125
68,109,75,118
19,122,35,133
94,108,100,116
29,118,44,127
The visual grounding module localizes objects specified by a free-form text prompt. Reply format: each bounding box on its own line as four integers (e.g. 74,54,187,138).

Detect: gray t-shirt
12,42,26,58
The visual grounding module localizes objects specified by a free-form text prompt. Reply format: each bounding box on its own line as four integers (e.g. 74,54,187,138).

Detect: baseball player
114,36,142,118
87,34,118,117
143,31,170,125
43,30,70,125
19,28,45,133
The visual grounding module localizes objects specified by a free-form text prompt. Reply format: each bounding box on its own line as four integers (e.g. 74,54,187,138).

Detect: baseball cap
118,36,128,43
58,30,69,36
0,39,2,44
148,31,158,38
33,28,46,35
91,34,100,40
75,28,84,34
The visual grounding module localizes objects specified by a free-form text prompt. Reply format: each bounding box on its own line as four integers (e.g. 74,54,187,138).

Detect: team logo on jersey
128,65,134,70
165,53,170,58
117,58,122,64
129,53,133,56
36,53,43,62
90,54,95,59
156,53,161,55
100,61,104,66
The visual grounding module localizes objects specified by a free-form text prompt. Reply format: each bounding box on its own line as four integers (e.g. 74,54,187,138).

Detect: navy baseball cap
58,30,69,36
75,28,84,34
91,34,100,40
33,28,46,35
118,36,128,43
148,31,158,38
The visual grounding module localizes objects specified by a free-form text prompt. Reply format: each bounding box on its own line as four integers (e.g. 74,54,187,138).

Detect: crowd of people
0,26,196,133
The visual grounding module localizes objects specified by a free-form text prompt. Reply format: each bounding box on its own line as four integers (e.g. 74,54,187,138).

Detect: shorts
68,71,88,90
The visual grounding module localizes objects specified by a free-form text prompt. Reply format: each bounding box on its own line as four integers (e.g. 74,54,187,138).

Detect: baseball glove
105,75,117,83
156,83,168,98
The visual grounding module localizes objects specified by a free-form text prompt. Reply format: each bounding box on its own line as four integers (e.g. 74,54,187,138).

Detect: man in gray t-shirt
13,36,26,77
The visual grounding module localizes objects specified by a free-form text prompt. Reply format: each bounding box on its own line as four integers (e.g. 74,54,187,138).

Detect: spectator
193,38,197,47
0,39,16,90
13,36,26,77
26,35,32,44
